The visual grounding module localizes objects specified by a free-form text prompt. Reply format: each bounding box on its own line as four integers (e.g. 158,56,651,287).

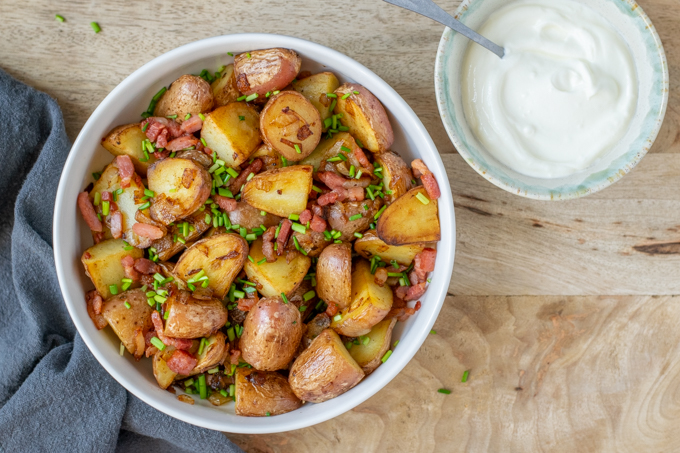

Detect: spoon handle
383,0,504,58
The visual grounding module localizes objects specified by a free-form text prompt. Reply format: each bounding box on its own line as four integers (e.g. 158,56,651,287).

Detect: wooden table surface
3,0,678,451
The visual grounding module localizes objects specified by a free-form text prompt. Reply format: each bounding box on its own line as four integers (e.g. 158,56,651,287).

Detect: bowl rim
53,33,456,433
434,0,669,200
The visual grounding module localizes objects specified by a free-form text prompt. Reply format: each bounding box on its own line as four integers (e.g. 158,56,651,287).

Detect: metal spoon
383,0,505,58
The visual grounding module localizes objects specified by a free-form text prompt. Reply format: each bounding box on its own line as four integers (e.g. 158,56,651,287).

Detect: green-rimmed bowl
434,0,668,200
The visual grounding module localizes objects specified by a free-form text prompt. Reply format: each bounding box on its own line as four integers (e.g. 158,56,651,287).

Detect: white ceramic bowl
435,0,668,200
53,34,455,433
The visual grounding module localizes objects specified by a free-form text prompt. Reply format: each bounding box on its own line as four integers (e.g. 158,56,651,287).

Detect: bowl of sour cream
435,0,668,199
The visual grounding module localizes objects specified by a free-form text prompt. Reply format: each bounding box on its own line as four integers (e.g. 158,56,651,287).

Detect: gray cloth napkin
0,68,244,453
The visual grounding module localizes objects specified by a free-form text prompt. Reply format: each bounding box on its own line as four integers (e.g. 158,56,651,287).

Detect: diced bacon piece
150,311,193,351
121,255,141,281
143,117,183,139
85,290,107,329
353,147,371,168
214,195,237,212
347,187,364,201
229,159,263,192
262,226,277,263
165,135,200,151
237,297,258,312
409,270,420,286
394,285,409,300
166,349,198,375
414,248,436,281
78,192,103,232
310,204,325,218
93,231,105,244
374,268,388,287
180,115,203,134
411,159,441,200
310,215,327,233
116,155,135,188
325,301,339,317
134,257,160,275
229,349,241,365
317,191,338,206
405,282,427,301
110,211,123,239
317,171,347,191
132,222,165,239
156,128,169,149
101,191,113,202
203,147,213,156
299,209,312,225
144,120,163,142
276,219,293,256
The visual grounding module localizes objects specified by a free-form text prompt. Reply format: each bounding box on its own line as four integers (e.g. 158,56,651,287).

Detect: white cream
461,0,637,178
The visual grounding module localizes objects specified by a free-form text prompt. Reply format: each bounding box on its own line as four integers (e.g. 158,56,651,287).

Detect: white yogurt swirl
461,0,638,178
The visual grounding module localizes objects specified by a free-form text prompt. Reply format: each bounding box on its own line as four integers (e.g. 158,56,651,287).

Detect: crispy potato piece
244,238,311,297
293,72,340,126
81,239,143,299
211,64,239,107
101,289,153,355
242,166,313,217
251,143,283,171
190,332,228,375
300,313,331,350
153,349,178,389
101,123,156,176
333,83,393,153
316,243,352,310
348,318,396,374
235,368,302,416
173,149,213,169
289,231,331,258
301,132,358,171
331,260,393,337
328,198,383,242
234,48,301,97
147,158,211,225
260,91,322,161
153,75,214,122
377,187,440,246
289,329,364,403
240,297,303,371
201,103,261,168
163,292,228,339
173,233,248,298
375,152,413,204
227,201,282,230
354,230,427,265
149,210,211,262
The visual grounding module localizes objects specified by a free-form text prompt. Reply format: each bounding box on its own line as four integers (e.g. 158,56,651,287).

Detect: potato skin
251,143,283,171
354,230,427,266
240,297,303,371
101,289,153,355
289,329,364,403
153,74,214,122
377,186,440,246
234,368,302,417
163,292,228,339
149,209,211,261
234,48,301,96
334,83,393,153
289,230,331,258
211,64,239,107
316,243,352,310
328,198,383,242
190,331,229,375
375,152,413,204
227,201,282,230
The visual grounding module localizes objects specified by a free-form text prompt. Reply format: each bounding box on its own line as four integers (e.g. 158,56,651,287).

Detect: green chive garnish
239,115,245,121
294,144,301,154
462,370,470,382
55,14,65,22
341,92,351,100
416,192,430,205
430,329,437,335
245,93,258,102
381,350,392,363
150,336,165,350
438,388,451,394
90,22,101,33
281,292,289,304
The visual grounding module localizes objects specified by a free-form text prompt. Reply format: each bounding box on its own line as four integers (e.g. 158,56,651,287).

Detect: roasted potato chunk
289,230,331,257
173,233,248,298
190,332,228,375
234,48,301,97
201,103,261,168
242,166,313,217
148,210,211,262
101,123,156,175
348,318,396,374
211,64,239,107
331,259,393,337
354,230,427,266
101,289,153,355
260,91,322,161
293,72,340,126
163,292,228,339
301,132,360,171
316,243,352,309
227,201,282,230
333,83,393,153
244,238,311,297
328,198,383,242
235,368,302,417
153,349,178,389
81,239,143,299
153,75,214,122
251,143,283,171
240,297,303,371
289,329,364,403
147,158,211,225
375,152,413,204
377,187,440,245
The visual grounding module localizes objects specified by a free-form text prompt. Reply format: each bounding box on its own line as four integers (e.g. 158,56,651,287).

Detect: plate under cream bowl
53,34,455,434
435,0,668,200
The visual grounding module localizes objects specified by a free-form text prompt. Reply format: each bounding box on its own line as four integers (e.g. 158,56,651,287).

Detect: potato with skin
101,123,156,175
147,158,211,225
250,143,282,171
293,72,340,126
240,297,303,371
288,230,331,258
234,48,301,97
330,260,393,337
201,103,261,168
149,209,212,262
153,75,214,122
235,368,302,416
328,198,383,242
375,152,413,204
100,289,153,355
153,348,178,389
316,243,352,310
377,187,440,246
227,202,282,231
289,329,364,403
260,91,322,161
348,318,396,374
163,292,228,339
242,166,313,217
333,83,394,153
211,64,239,107
190,332,229,375
244,238,311,297
354,230,428,266
173,233,248,299
301,132,360,171
82,239,143,299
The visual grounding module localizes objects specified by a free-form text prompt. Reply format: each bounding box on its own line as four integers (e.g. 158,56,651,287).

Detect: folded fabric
0,67,243,453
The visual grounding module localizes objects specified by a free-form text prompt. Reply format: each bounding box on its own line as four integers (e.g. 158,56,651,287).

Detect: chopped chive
294,144,301,154
119,342,125,356
184,113,192,120
328,99,337,113
257,257,267,265
355,138,364,148
363,336,370,345
109,284,118,295
345,341,353,350
150,336,165,351
90,22,101,33
312,185,322,193
353,90,360,95
246,172,255,182
198,113,206,121
349,213,362,221
245,233,256,241
208,367,220,374
326,93,337,98
272,90,280,95
333,314,342,322
289,214,300,221
226,167,239,179
101,201,110,216
281,156,288,167
144,188,155,198
198,338,207,356
227,52,234,56
281,292,289,304
291,223,306,234
303,290,315,301
245,93,258,102
381,350,392,363
393,340,399,348
265,412,271,416
462,370,470,382
430,329,437,335
138,201,151,210
354,232,363,238
55,14,65,22
198,374,207,399
227,327,235,342
438,388,451,394
374,205,386,220
124,301,131,309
